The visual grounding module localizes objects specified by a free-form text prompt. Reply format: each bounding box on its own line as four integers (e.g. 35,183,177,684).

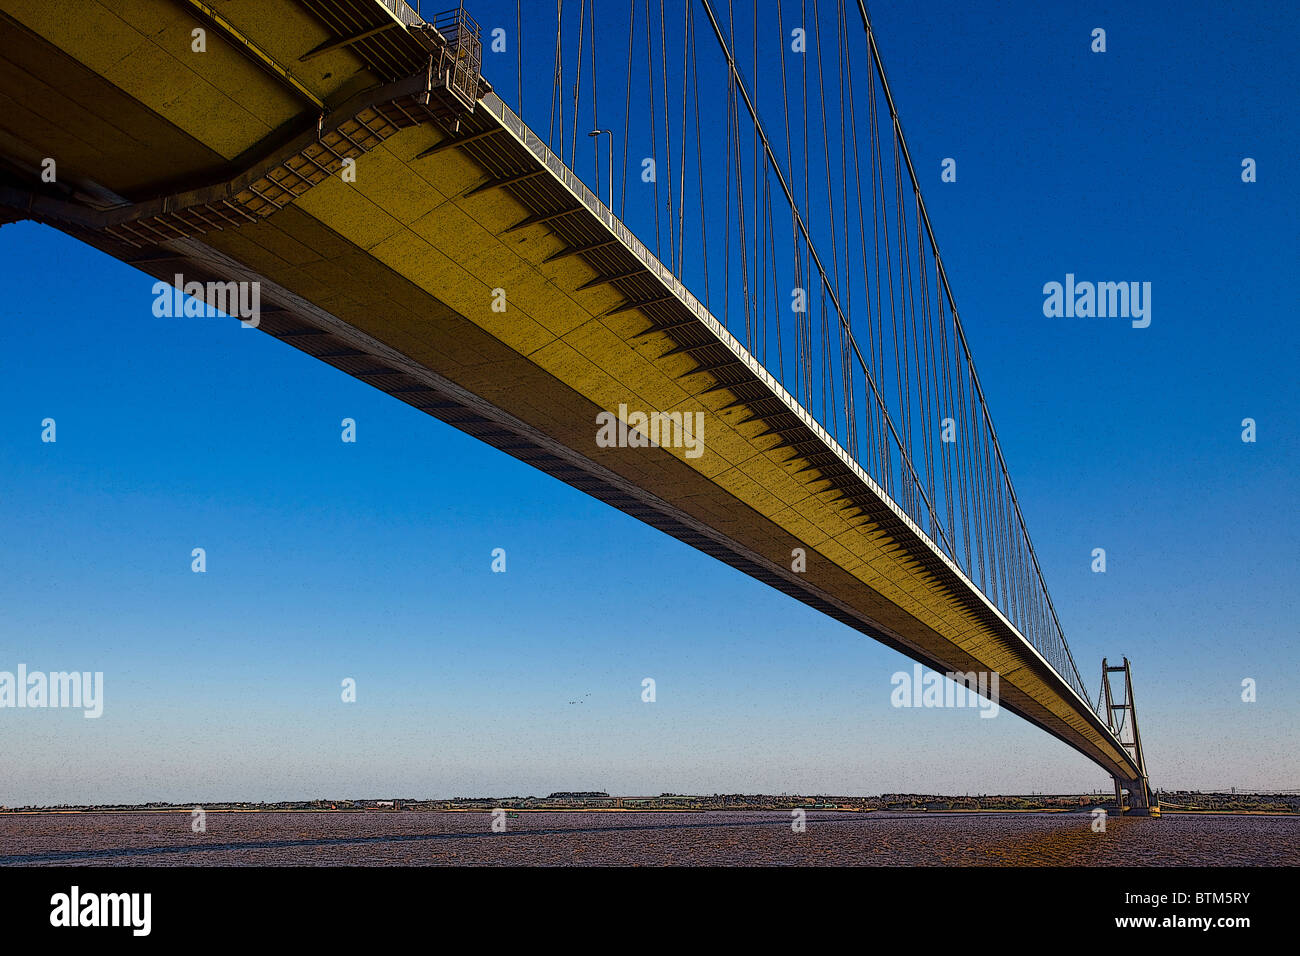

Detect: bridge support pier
1113,776,1158,816
1103,658,1160,817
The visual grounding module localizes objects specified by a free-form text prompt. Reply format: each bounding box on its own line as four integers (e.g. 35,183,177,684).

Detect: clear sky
1,0,1296,805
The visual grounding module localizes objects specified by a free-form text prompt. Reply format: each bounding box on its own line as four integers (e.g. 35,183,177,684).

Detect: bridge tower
1102,658,1159,816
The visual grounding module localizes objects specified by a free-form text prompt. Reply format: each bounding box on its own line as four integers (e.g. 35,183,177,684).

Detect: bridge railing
428,7,483,107
378,0,423,28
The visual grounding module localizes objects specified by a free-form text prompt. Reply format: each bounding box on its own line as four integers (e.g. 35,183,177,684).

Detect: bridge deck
0,0,1141,785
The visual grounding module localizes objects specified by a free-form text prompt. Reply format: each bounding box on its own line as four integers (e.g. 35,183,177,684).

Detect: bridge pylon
1102,658,1159,816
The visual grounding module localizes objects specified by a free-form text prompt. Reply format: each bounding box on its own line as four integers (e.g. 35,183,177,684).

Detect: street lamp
588,129,612,210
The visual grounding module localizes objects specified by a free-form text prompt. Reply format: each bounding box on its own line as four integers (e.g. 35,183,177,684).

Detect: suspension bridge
0,0,1156,811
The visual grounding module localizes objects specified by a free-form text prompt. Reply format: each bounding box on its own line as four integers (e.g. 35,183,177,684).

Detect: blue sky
1,0,1296,804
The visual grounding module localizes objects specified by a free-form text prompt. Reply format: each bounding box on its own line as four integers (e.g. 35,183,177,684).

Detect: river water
1,810,1295,866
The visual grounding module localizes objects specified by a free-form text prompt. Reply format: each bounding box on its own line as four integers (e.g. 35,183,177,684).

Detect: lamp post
588,129,612,210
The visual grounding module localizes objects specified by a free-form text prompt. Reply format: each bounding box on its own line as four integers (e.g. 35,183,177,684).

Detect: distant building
547,792,610,799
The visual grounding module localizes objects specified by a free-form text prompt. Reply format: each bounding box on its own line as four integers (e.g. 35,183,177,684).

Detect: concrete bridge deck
0,0,1144,789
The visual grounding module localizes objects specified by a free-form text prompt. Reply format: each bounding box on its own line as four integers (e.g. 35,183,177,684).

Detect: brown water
1,811,1295,866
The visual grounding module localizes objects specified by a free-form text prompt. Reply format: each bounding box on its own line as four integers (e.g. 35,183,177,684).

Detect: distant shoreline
7,791,1295,816
3,805,1296,817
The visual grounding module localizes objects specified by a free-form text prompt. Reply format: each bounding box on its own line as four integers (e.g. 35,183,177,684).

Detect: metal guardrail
429,7,482,107
377,0,424,27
